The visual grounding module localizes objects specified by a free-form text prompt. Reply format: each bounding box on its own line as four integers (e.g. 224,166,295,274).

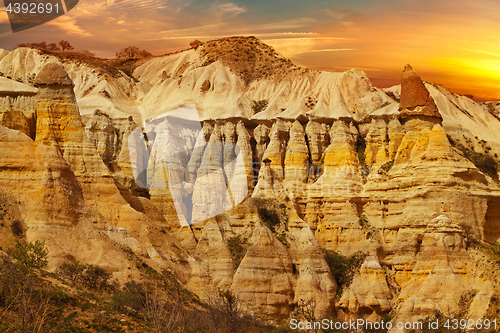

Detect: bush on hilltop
115,46,153,59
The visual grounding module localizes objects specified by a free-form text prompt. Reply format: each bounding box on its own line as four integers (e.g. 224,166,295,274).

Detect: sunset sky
0,0,499,101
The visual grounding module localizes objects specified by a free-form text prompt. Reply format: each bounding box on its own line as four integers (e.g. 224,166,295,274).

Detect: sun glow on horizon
0,0,499,100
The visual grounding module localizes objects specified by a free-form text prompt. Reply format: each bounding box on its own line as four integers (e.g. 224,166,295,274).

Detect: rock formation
399,64,442,131
34,63,152,234
284,121,309,197
338,256,392,321
399,64,440,118
1,40,500,328
253,124,270,164
0,109,30,137
0,77,37,138
394,215,473,325
290,226,337,318
305,120,329,164
231,222,295,322
252,120,289,199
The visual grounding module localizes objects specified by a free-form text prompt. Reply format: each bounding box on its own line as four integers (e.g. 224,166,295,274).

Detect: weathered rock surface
234,121,254,198
365,118,388,168
338,256,392,321
388,118,405,159
399,64,440,119
0,77,37,138
393,215,473,326
1,41,500,327
188,218,234,296
231,222,295,322
252,120,289,199
253,124,270,164
305,120,329,164
0,125,146,280
304,121,366,255
0,109,30,137
0,124,83,227
289,226,337,318
284,121,309,197
25,64,192,284
34,64,152,235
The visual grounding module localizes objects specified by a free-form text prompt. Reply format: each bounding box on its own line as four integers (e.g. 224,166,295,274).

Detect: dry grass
0,241,288,332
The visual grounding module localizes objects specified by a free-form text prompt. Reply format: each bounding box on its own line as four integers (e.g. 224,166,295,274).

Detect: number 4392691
6,2,59,14
443,319,497,330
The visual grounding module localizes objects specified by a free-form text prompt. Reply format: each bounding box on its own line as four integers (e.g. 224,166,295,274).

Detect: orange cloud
269,0,500,100
46,15,92,37
0,0,498,100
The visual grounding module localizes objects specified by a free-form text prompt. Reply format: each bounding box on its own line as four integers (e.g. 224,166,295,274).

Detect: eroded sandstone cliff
1,38,500,330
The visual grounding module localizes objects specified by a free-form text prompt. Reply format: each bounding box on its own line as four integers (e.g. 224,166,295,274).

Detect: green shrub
0,241,51,331
491,243,500,265
357,145,370,180
323,249,366,296
58,262,112,291
80,265,112,291
358,214,368,226
58,262,85,284
10,219,24,237
254,199,289,246
226,234,249,268
291,298,317,323
11,240,48,275
379,159,394,174
257,206,280,233
205,289,248,333
111,280,147,316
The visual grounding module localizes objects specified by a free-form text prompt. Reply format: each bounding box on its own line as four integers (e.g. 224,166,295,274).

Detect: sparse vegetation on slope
15,41,154,80
323,249,366,296
58,262,113,291
0,191,25,250
356,138,370,181
227,234,250,268
379,159,395,174
0,241,290,332
448,135,498,180
198,36,305,85
252,99,269,114
17,40,93,56
115,46,153,59
254,198,289,246
484,101,500,121
0,240,50,331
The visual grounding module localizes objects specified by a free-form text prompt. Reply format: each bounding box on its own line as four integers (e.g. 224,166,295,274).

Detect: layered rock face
0,77,37,138
399,64,440,118
0,123,143,277
0,109,31,137
399,64,443,132
394,215,473,326
33,63,158,238
0,124,84,227
338,256,392,321
231,222,296,322
0,63,191,284
1,40,500,329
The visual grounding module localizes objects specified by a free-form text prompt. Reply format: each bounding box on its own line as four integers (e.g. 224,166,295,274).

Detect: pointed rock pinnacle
399,64,440,118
